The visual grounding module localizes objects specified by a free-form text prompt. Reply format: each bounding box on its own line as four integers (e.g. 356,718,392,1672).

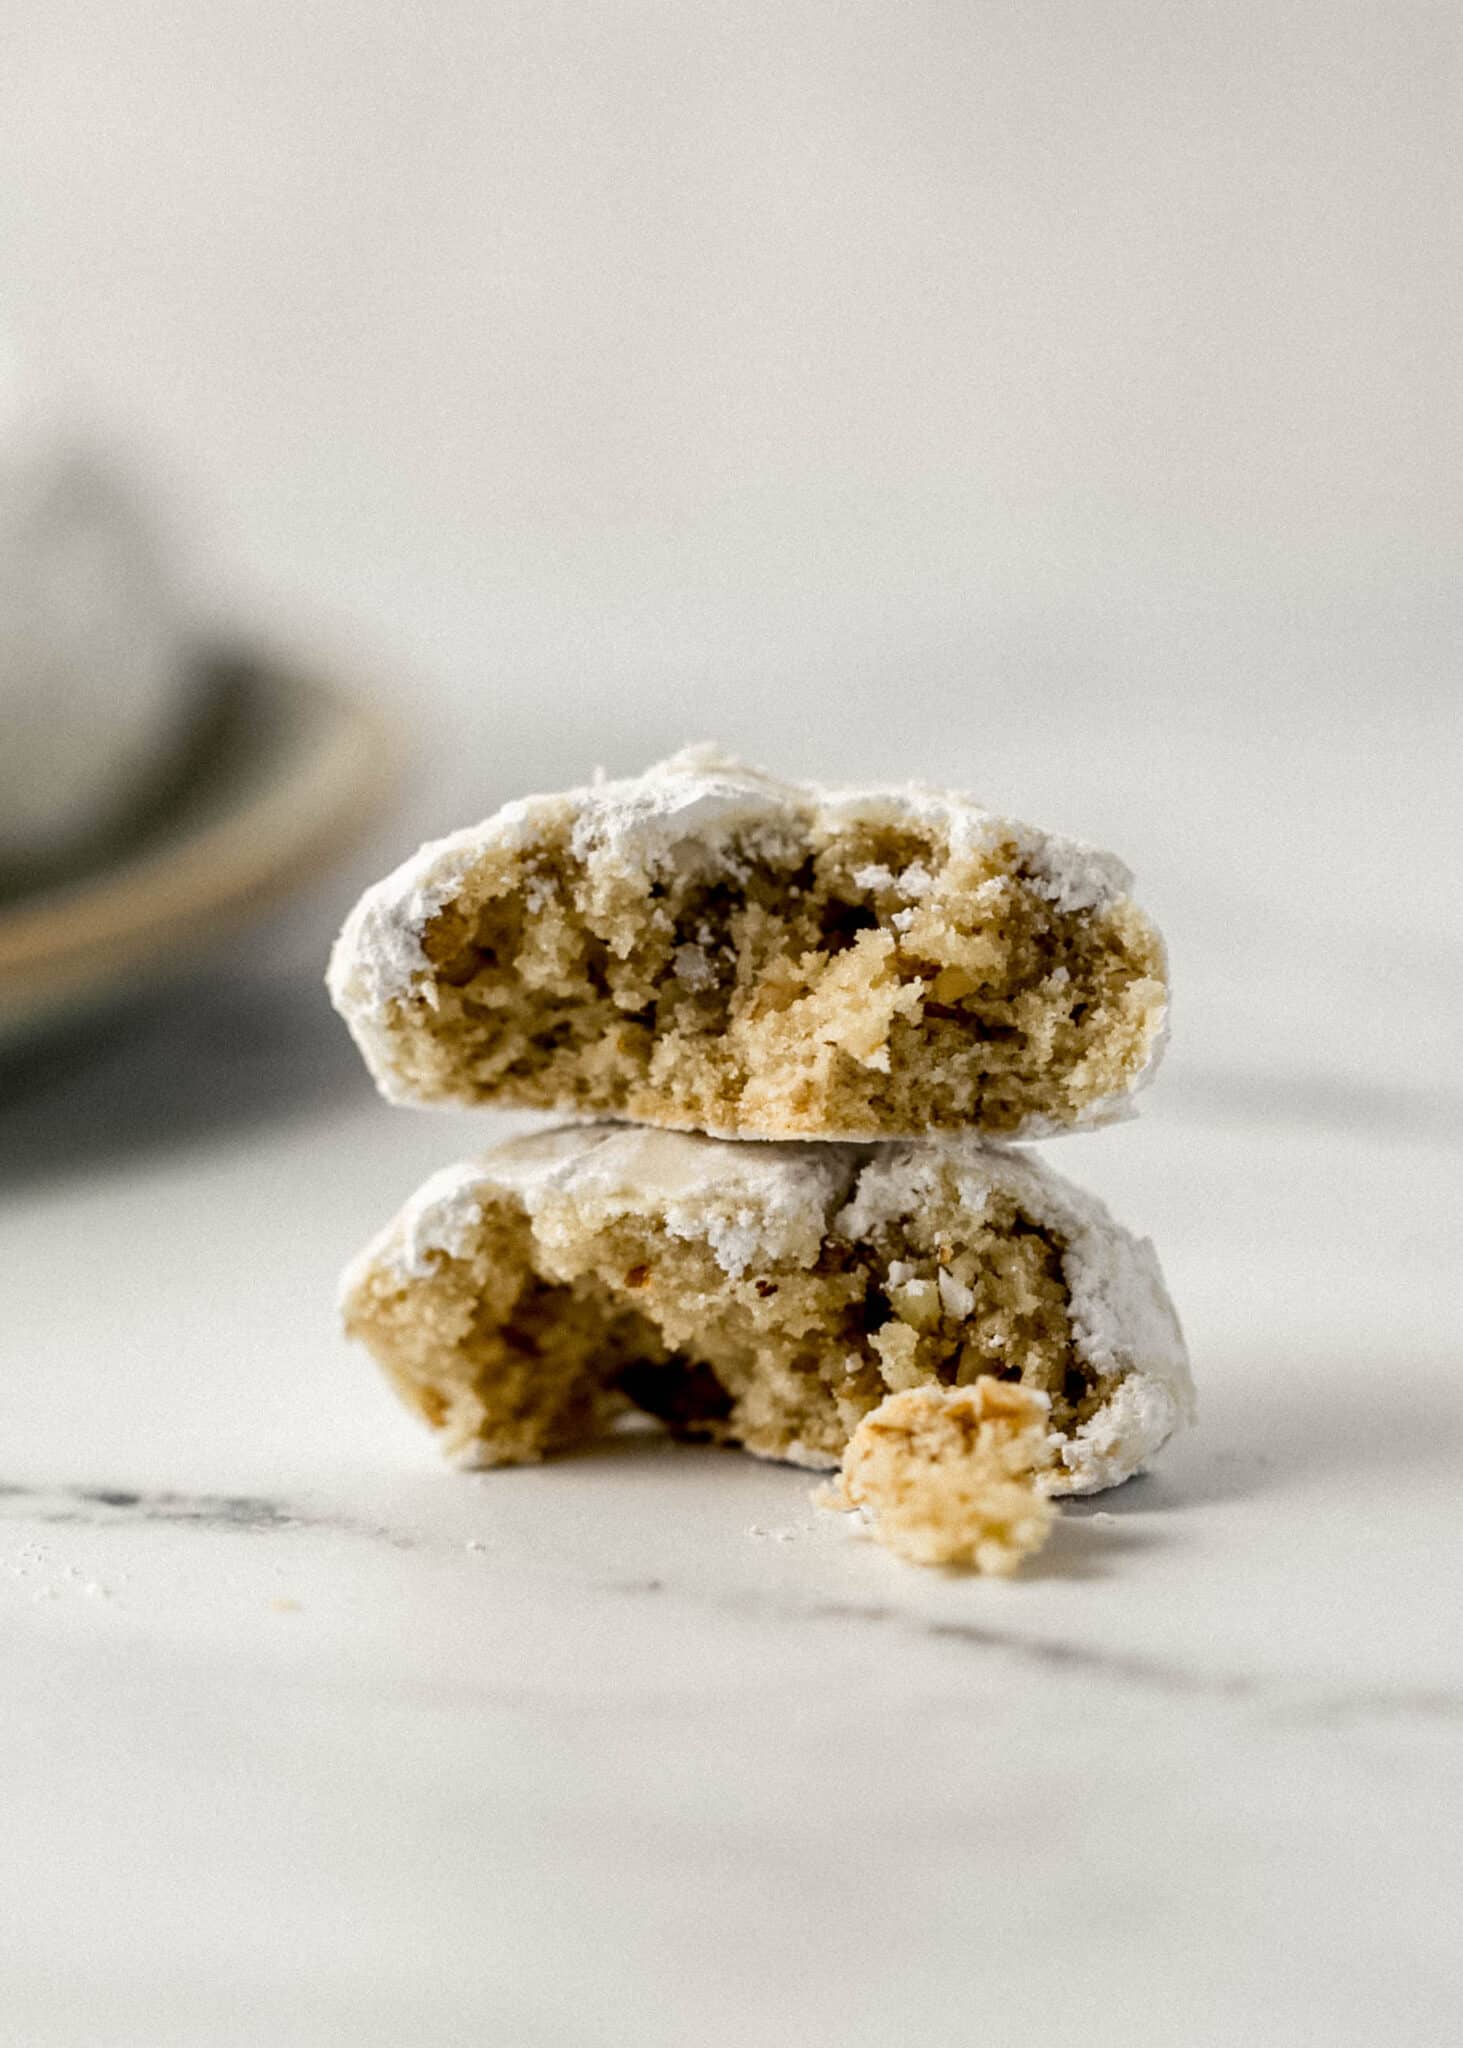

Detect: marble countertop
3,848,1460,2045
2,6,1459,2031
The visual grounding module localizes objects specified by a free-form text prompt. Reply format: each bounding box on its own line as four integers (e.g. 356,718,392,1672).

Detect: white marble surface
2,794,1460,2048
3,6,1461,2041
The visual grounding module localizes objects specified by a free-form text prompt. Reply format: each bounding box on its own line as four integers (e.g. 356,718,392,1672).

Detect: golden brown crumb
823,1382,1056,1572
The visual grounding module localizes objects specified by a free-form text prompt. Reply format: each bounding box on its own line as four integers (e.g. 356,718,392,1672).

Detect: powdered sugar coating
326,744,1158,1132
342,1124,861,1302
352,1123,1193,1495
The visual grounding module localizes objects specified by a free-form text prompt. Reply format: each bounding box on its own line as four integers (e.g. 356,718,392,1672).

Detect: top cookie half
328,746,1168,1141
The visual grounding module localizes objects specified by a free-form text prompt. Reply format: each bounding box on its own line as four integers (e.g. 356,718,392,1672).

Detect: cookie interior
344,1176,1124,1478
385,813,1165,1136
830,1382,1056,1571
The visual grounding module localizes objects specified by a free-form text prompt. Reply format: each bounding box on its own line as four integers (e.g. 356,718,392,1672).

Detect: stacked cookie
330,747,1193,1570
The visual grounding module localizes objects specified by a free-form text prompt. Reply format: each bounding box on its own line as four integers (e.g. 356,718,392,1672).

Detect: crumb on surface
821,1382,1056,1573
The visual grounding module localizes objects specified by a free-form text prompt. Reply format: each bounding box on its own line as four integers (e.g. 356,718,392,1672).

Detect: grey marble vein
0,1479,417,1548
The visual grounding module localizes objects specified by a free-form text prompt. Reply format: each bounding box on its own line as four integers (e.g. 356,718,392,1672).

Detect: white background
1,7,1460,2045
3,1,1458,1085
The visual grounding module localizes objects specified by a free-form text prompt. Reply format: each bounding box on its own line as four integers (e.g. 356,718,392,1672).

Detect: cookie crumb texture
340,1126,1193,1496
827,1383,1056,1572
329,748,1167,1139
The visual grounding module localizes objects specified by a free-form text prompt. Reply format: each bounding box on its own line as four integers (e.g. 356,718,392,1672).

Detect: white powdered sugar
326,826,483,1068
358,1124,1193,1495
936,1268,976,1321
335,1158,490,1310
367,1124,860,1286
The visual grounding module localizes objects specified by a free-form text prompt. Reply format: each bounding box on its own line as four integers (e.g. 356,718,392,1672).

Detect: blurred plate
0,647,391,1051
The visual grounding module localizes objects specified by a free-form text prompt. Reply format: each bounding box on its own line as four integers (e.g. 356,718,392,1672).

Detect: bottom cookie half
340,1126,1193,1498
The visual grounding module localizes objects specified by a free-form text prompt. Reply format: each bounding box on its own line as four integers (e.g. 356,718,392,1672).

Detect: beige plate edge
0,651,394,1027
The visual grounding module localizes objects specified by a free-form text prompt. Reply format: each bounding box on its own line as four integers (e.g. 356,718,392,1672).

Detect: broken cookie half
328,746,1168,1141
340,1124,1193,1507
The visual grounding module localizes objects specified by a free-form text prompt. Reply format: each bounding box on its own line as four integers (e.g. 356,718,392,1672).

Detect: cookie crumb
821,1382,1055,1573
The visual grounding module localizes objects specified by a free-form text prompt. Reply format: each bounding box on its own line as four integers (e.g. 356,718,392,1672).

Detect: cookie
328,746,1168,1140
820,1382,1057,1572
340,1124,1193,1494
